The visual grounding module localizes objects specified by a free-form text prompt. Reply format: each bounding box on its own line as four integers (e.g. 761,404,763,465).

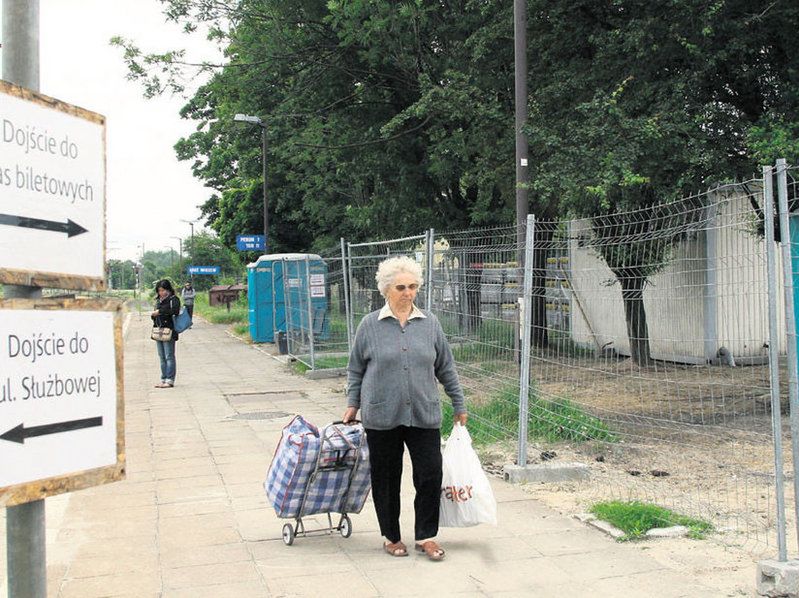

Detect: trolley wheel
339,514,352,538
282,523,295,546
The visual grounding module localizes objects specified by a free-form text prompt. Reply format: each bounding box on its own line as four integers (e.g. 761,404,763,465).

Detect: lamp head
234,113,262,125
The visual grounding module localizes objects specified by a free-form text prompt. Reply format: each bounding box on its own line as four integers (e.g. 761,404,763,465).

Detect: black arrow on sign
0,213,88,237
0,417,103,444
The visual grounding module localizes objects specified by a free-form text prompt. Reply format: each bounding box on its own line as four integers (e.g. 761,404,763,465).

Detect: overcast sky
7,0,218,262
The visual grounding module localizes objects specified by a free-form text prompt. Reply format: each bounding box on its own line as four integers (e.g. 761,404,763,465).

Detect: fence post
517,214,535,467
346,242,355,349
764,164,788,561
305,256,315,370
776,158,799,549
341,238,352,353
703,200,719,363
426,228,435,311
282,258,291,357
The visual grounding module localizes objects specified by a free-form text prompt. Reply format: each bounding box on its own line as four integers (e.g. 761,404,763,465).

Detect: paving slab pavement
0,309,758,597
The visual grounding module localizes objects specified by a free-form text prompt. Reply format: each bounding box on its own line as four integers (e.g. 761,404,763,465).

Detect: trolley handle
332,419,361,425
322,422,362,450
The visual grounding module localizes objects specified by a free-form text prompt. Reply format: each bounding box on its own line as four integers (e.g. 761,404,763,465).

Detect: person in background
342,256,468,561
152,279,181,388
181,281,196,317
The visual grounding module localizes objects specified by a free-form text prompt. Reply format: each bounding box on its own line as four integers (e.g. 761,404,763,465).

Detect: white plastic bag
439,424,497,527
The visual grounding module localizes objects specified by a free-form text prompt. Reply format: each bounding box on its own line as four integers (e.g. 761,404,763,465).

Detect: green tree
183,231,243,290
524,0,799,363
115,0,520,251
114,0,799,363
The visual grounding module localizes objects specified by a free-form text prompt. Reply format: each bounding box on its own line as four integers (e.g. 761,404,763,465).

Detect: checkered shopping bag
264,415,321,518
300,422,371,516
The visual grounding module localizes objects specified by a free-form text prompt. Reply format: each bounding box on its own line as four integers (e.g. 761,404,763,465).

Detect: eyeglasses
394,283,419,292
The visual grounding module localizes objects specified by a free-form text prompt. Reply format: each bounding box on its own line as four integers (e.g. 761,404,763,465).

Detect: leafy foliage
114,1,799,360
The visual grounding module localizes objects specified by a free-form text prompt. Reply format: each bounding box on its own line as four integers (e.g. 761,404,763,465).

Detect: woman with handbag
151,279,181,388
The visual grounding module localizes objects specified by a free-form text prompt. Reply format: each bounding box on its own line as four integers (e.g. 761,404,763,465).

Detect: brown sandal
415,541,445,561
383,541,408,557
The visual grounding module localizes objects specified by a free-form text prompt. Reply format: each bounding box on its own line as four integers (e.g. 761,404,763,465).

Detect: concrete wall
565,190,785,362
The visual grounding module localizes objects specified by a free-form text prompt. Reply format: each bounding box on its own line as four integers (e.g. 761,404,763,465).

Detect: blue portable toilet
247,253,329,343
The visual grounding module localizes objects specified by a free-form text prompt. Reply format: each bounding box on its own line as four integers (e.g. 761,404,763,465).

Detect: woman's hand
453,412,468,427
342,406,359,423
151,310,159,317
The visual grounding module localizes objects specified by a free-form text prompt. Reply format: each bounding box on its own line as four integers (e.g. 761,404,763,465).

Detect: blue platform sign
236,234,266,251
187,265,220,275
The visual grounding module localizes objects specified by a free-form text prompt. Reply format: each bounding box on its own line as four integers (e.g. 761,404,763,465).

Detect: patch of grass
232,323,251,341
452,342,515,363
328,313,349,336
590,501,713,541
477,319,516,348
313,355,349,369
194,292,248,325
441,384,616,446
292,360,310,374
546,330,595,359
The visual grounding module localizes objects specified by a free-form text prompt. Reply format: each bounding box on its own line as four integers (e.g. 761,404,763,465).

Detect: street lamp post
164,246,175,269
180,219,197,279
233,113,269,248
171,236,183,278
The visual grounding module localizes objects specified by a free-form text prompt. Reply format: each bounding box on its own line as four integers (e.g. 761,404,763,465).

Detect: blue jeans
156,339,176,383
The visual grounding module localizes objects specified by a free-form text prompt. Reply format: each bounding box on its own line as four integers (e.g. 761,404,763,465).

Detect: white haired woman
343,255,468,561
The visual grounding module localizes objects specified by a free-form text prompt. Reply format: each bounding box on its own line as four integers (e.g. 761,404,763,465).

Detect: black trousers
365,426,442,543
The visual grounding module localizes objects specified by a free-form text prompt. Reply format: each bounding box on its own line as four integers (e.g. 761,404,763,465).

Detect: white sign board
0,308,118,490
310,286,325,298
0,82,106,290
310,274,325,286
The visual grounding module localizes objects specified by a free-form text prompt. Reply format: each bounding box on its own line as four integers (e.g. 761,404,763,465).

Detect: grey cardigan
346,308,466,430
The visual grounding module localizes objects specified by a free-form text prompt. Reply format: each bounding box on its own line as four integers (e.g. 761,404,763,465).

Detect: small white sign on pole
0,300,123,504
0,82,106,290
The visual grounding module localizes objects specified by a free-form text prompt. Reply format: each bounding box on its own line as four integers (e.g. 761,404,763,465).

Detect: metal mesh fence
428,225,525,442
346,233,431,338
276,161,799,554
530,180,786,552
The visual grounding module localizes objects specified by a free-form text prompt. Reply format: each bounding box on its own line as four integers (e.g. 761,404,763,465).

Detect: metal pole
3,2,46,596
514,0,529,262
517,214,535,467
426,229,435,311
346,242,355,348
341,238,353,353
764,165,788,561
305,257,315,370
776,158,799,549
2,0,39,90
189,225,194,281
261,126,269,247
282,258,290,355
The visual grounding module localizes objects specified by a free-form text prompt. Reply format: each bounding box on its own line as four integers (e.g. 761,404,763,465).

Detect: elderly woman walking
343,256,468,561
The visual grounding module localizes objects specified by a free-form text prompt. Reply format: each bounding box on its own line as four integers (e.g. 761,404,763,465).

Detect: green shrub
441,384,615,445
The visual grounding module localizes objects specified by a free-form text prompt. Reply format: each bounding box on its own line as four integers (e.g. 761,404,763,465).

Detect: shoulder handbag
151,325,173,342
174,306,193,333
151,298,175,341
